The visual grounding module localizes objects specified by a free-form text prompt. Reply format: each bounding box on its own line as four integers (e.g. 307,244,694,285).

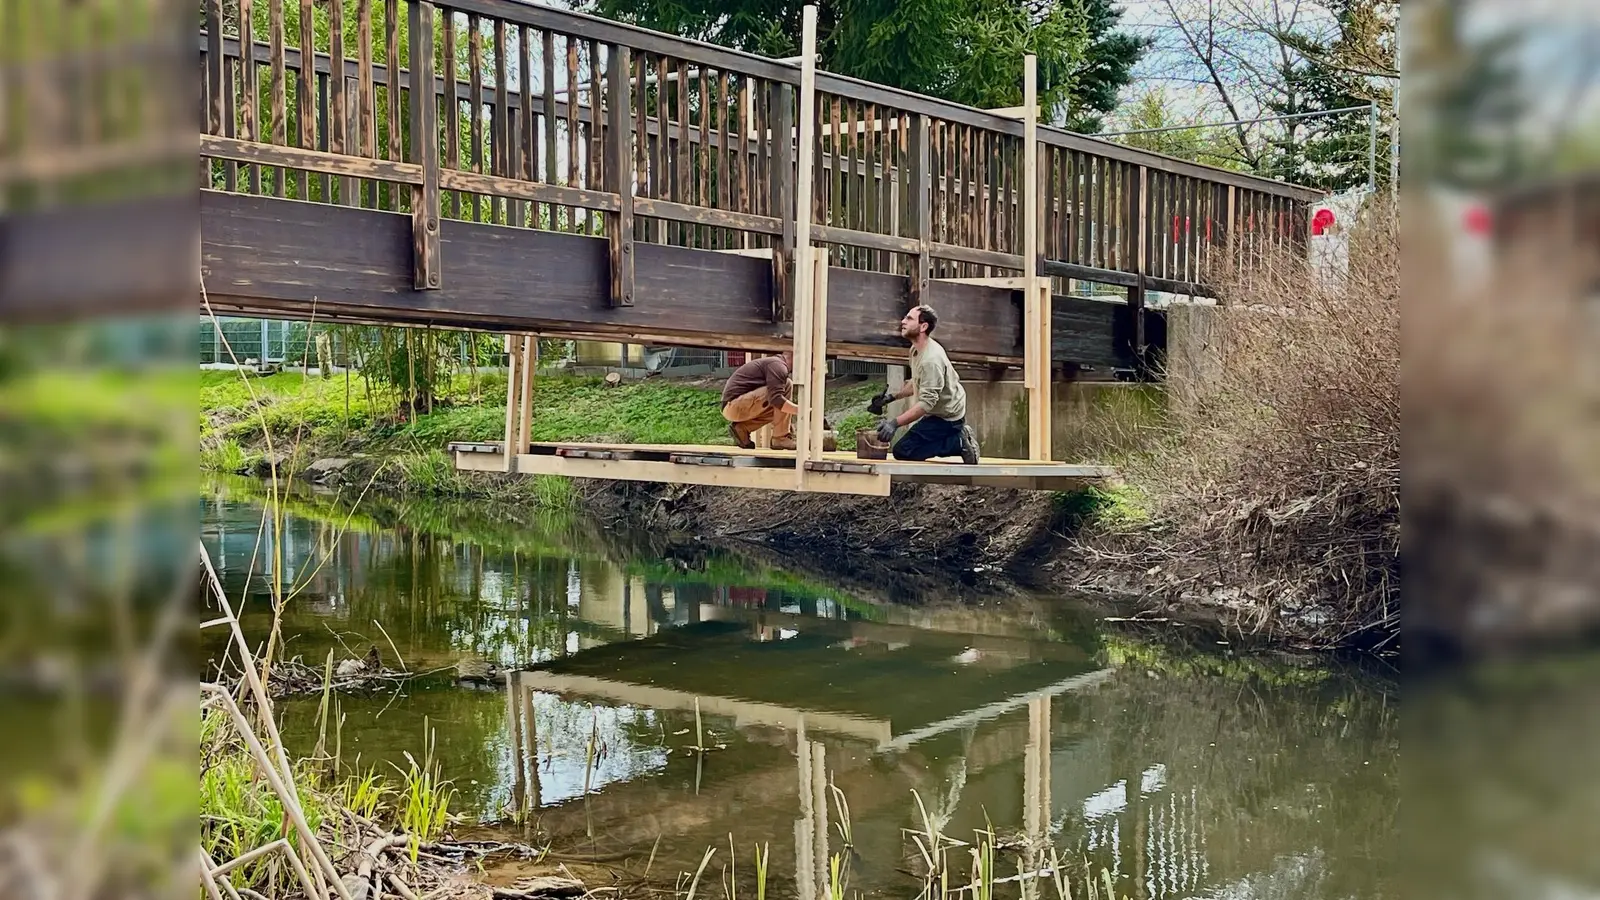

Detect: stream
199,476,1399,899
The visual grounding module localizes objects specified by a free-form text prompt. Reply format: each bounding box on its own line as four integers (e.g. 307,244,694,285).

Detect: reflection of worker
868,305,980,464
722,351,800,450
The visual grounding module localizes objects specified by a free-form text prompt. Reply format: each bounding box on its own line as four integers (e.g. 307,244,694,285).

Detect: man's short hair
913,304,939,335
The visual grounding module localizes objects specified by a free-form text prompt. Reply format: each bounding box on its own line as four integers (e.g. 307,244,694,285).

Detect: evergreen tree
581,0,1146,132
1266,0,1399,192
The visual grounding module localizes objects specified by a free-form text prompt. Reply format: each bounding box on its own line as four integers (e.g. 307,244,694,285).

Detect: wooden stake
808,251,830,461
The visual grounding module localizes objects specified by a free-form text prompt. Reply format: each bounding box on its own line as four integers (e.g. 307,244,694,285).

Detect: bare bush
1124,201,1400,650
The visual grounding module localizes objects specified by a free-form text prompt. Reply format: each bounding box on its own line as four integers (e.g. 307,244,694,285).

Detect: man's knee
891,433,935,461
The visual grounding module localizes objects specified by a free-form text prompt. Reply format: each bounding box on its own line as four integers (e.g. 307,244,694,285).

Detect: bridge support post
1021,54,1051,463
791,5,822,490
1132,166,1150,377
408,0,441,290
606,47,635,307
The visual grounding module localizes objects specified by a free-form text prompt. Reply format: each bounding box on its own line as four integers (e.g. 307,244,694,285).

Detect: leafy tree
1115,87,1246,170
580,0,1146,131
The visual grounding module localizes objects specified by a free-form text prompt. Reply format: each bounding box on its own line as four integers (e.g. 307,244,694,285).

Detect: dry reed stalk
200,540,352,900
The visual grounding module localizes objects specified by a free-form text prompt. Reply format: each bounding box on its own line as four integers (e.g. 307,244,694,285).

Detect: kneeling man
868,305,980,464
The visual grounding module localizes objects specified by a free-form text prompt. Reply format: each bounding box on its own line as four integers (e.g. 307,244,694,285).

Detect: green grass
201,437,254,473
1050,484,1150,534
200,370,891,500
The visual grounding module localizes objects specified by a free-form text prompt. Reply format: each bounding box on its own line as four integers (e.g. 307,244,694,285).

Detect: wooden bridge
189,0,1321,492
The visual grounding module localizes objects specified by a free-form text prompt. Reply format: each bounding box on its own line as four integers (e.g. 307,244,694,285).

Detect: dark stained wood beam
199,190,1147,369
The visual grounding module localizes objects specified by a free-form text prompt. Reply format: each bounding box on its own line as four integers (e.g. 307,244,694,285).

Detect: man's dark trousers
892,415,965,461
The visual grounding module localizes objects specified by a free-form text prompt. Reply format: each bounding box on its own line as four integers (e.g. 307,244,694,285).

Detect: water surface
200,477,1399,899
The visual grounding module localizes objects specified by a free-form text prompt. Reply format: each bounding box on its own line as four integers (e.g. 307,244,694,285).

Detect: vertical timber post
1021,55,1049,462
503,334,519,472
606,47,635,307
790,5,820,490
518,335,536,452
808,253,831,461
771,82,797,321
409,0,441,289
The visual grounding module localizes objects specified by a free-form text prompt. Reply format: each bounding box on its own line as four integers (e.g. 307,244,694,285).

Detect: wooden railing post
908,113,932,306
606,46,635,307
1131,165,1148,367
409,0,441,289
770,81,797,321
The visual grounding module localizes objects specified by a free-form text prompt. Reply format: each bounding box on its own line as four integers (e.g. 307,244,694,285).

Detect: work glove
875,417,897,444
867,389,894,415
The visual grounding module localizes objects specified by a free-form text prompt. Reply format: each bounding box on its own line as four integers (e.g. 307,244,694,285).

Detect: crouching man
721,350,800,450
868,305,980,464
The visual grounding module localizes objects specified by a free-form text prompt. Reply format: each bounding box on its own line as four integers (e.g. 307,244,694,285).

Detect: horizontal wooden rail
931,243,1026,271
811,225,919,256
635,199,784,235
439,170,621,212
201,134,424,183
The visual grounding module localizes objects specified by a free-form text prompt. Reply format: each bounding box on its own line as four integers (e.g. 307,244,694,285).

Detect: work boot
959,425,980,465
729,422,755,450
770,434,798,451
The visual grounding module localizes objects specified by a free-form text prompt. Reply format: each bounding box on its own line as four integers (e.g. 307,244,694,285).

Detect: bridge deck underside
450,439,1118,495
201,190,1156,369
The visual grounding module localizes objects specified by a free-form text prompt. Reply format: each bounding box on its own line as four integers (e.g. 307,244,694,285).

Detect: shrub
1126,200,1399,649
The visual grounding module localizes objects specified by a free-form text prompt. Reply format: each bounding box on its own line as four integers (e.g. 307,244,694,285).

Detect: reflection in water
200,477,1399,899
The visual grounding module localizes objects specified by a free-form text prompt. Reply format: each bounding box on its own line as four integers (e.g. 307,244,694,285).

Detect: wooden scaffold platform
467,12,1110,495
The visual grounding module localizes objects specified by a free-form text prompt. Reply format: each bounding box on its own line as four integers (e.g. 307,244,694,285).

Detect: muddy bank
277,459,1384,654
574,478,1384,654
576,479,1064,605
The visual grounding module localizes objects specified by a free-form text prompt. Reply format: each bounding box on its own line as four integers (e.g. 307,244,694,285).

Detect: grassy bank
200,368,882,505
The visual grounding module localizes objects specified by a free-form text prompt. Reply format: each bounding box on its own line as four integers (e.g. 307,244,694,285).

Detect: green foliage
392,449,461,494
202,438,255,473
200,710,332,892
1050,484,1147,533
583,0,1145,130
391,725,456,860
524,377,732,444
201,706,455,892
1114,89,1247,170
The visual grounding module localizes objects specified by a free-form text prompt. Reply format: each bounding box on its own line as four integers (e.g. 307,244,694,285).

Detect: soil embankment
577,480,1065,605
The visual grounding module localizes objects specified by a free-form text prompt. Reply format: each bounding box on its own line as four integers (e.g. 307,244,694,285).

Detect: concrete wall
1163,304,1222,413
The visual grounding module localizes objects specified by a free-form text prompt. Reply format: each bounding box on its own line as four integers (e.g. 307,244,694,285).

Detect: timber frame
186,0,1318,492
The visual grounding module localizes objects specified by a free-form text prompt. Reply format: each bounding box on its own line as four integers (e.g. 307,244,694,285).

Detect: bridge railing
199,0,1320,314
